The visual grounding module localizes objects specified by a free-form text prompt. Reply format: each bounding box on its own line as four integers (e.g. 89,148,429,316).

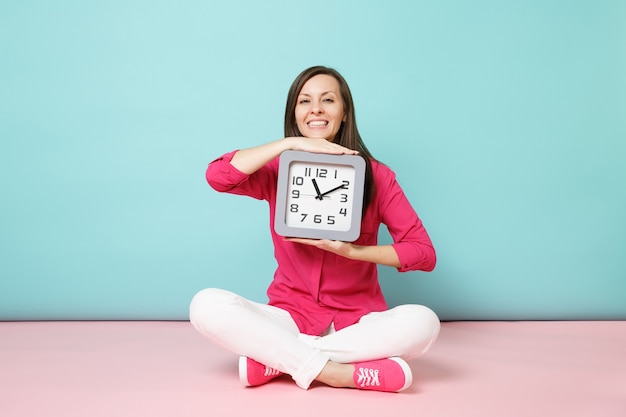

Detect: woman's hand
285,137,359,155
285,237,355,258
230,137,357,175
285,237,402,268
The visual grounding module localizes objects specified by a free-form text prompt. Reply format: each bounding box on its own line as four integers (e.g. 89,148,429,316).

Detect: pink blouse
206,150,436,335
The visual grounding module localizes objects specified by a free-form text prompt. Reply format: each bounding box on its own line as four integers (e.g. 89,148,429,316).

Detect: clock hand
311,178,323,200
319,183,348,198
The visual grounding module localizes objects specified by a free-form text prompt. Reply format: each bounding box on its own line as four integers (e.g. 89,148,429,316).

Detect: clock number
339,208,347,216
300,213,308,222
290,204,298,213
292,176,304,185
340,194,348,203
314,215,322,224
342,180,350,187
305,167,328,178
334,169,338,179
327,215,335,225
291,189,300,199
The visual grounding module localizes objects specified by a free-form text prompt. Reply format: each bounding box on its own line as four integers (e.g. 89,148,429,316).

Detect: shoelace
263,366,282,377
355,367,380,387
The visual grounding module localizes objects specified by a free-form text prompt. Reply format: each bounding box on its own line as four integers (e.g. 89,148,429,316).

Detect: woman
190,66,440,392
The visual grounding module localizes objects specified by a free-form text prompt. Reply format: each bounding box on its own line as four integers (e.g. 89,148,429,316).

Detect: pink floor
1,321,624,417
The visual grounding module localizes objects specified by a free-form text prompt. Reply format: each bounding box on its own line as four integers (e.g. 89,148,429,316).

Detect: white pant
189,288,440,389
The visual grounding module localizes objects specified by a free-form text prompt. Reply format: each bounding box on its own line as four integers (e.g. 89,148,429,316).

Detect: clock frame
274,150,366,242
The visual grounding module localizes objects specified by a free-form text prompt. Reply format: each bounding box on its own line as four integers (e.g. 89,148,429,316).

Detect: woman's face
295,74,346,142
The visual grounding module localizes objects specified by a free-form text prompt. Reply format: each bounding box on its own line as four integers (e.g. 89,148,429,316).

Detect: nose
310,99,324,114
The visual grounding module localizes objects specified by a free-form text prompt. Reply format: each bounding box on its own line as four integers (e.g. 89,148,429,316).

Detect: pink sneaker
352,357,413,392
239,356,284,387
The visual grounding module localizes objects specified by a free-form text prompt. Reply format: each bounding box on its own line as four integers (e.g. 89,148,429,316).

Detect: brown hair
284,66,376,210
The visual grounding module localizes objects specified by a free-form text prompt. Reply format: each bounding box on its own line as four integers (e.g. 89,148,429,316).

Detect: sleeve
205,150,276,201
376,165,437,272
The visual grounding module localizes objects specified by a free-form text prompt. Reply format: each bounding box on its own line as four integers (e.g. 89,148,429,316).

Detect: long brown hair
284,66,376,210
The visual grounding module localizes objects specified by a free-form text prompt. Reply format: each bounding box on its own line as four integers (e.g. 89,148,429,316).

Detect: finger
284,237,319,245
303,138,359,155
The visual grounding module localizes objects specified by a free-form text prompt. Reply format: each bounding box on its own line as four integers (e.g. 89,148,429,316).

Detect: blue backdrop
1,0,625,320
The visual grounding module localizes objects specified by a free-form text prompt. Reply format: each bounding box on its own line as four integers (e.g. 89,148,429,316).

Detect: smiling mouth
307,120,328,127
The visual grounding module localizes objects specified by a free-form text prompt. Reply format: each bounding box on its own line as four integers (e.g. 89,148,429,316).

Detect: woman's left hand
284,237,402,268
284,237,355,259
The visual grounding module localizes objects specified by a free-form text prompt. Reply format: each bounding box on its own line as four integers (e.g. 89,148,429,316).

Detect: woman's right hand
285,136,359,155
230,136,358,175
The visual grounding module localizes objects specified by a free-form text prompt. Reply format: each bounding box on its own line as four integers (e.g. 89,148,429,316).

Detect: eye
323,98,334,103
298,98,310,104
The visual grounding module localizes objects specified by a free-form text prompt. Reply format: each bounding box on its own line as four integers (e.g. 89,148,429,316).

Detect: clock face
285,161,356,231
274,151,365,242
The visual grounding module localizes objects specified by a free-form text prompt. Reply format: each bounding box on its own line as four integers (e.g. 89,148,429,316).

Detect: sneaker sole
388,357,413,392
238,356,251,386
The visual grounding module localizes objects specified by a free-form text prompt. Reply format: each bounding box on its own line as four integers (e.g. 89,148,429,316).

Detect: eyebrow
298,91,337,97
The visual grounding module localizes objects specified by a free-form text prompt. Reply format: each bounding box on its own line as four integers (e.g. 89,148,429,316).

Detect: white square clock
274,150,366,242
